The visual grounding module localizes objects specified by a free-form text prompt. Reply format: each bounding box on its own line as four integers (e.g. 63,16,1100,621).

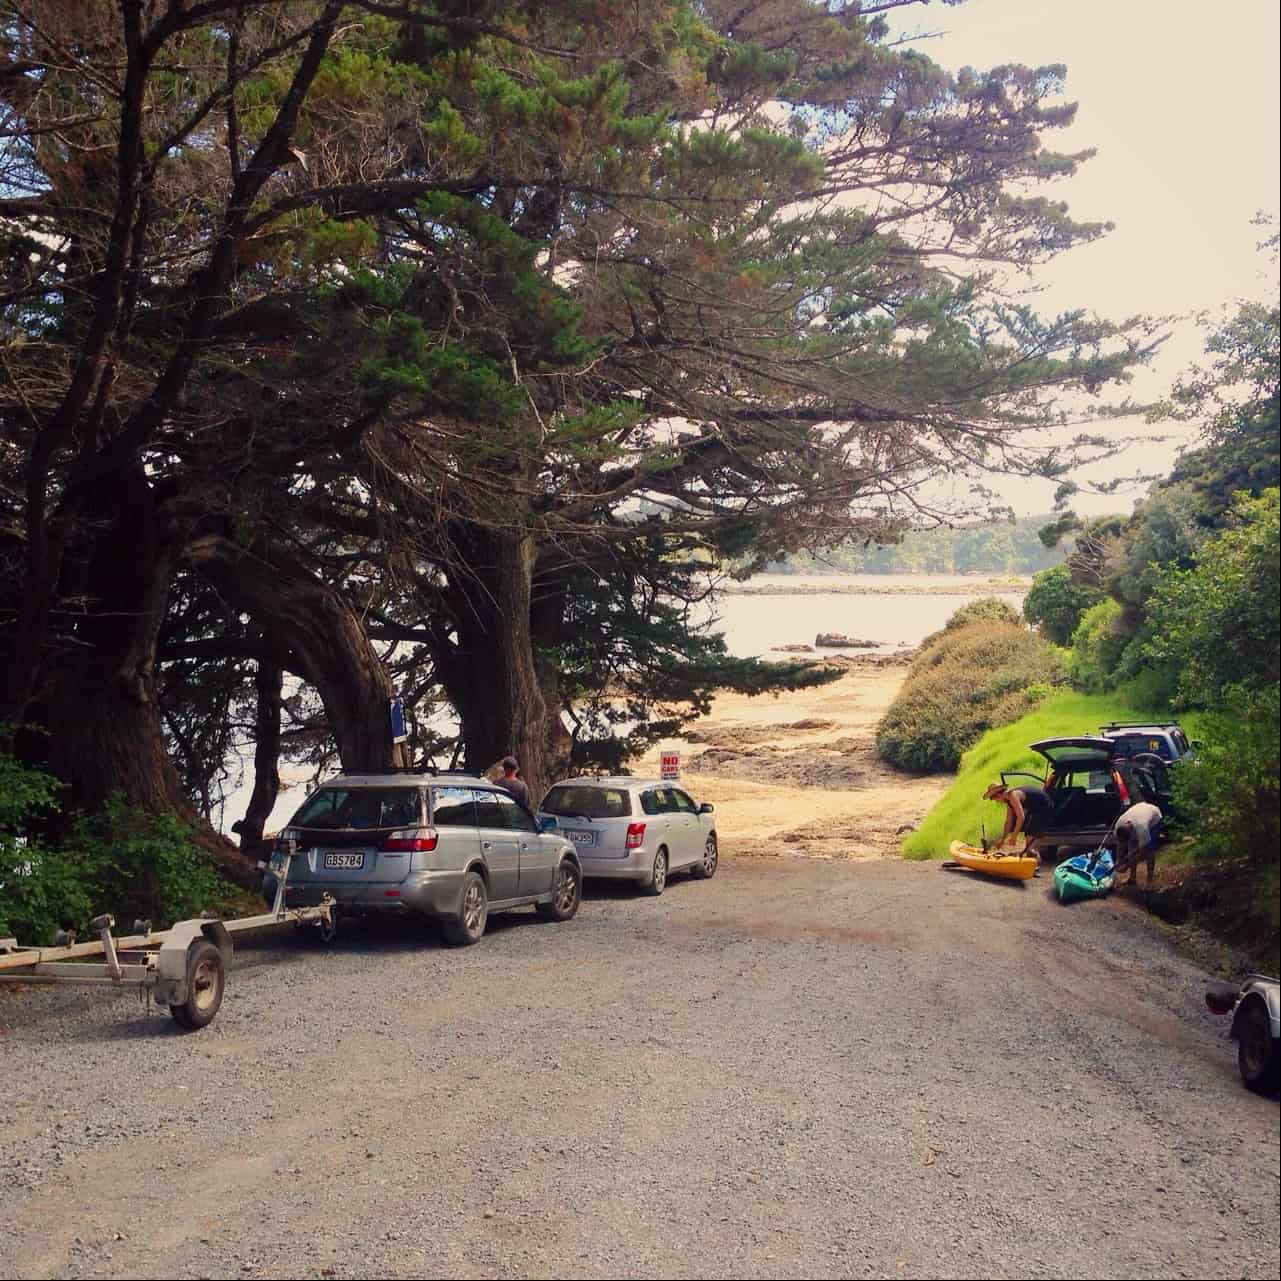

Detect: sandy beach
720,576,1029,597
637,656,950,861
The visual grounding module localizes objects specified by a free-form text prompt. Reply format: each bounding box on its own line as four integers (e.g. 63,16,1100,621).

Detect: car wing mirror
698,802,715,814
539,814,559,833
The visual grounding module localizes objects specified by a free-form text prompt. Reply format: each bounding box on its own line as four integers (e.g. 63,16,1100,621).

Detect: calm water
216,574,1025,834
705,573,1026,658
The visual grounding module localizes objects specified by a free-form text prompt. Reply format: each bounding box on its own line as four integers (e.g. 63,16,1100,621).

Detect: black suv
1000,736,1168,855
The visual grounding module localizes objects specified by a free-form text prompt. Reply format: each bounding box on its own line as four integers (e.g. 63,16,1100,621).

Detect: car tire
169,940,225,1031
443,870,488,946
692,833,718,880
645,847,668,896
1236,1000,1280,1093
537,857,582,922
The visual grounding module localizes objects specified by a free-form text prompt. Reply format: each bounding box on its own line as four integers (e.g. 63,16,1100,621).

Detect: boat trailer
0,851,332,1030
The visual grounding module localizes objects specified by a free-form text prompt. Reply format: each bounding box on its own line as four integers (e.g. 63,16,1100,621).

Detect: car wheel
1237,1001,1280,1093
692,833,718,880
645,847,668,896
537,857,582,922
169,940,225,1031
443,870,488,946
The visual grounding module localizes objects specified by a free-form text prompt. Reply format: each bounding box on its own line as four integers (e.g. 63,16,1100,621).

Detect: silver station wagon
538,777,718,894
263,771,582,944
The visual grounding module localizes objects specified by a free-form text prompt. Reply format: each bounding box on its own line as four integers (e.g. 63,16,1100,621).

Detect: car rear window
1108,734,1173,761
542,785,631,819
1052,769,1115,793
292,787,420,831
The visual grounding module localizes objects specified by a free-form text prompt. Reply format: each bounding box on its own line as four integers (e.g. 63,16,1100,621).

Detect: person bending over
983,781,1054,868
1113,801,1163,887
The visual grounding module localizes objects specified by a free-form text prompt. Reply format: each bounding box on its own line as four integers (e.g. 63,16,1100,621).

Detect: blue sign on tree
389,697,408,744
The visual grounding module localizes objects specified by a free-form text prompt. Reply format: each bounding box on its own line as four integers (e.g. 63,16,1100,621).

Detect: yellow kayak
946,840,1038,881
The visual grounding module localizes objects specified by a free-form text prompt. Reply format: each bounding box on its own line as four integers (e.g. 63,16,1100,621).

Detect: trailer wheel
169,940,226,1030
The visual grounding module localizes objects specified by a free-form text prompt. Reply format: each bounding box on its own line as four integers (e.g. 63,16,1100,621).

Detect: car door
496,791,555,895
668,788,701,867
472,789,520,901
645,786,679,860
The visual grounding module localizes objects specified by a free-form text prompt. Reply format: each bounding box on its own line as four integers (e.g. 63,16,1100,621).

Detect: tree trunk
30,471,254,884
237,652,283,856
441,528,550,801
189,535,404,772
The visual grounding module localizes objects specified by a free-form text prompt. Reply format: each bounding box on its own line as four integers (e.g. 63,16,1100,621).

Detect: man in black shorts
983,781,1054,868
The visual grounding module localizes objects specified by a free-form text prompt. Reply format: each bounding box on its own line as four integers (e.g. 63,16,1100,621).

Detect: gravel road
2,858,1277,1281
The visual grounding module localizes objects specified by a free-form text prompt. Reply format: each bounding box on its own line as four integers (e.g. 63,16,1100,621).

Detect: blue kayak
1054,848,1116,903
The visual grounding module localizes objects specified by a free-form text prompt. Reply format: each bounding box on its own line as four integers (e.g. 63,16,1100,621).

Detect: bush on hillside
1172,685,1279,871
1067,598,1127,691
1023,565,1103,646
916,595,1022,652
877,618,1066,772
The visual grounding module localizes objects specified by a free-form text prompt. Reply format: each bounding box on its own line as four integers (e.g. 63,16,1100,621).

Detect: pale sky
896,0,1281,516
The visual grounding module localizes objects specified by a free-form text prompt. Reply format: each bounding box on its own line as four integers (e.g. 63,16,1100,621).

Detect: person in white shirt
1114,801,1164,886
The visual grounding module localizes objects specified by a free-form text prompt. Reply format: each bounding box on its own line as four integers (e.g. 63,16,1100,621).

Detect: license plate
323,851,365,870
564,829,595,846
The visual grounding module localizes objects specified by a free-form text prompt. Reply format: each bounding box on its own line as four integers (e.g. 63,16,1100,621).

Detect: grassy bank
902,689,1190,858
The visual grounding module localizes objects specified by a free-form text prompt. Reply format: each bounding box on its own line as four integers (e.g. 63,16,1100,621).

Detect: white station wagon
538,777,718,895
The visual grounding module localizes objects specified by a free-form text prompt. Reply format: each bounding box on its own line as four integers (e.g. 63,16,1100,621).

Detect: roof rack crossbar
337,765,434,775
334,766,483,778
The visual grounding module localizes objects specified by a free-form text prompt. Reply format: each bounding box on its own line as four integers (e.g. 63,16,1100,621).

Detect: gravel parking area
1,857,1277,1280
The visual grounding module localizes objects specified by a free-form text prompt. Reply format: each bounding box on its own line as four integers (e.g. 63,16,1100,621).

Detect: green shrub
878,618,1066,772
1144,488,1280,705
1023,565,1104,645
0,746,77,943
63,798,223,930
1067,598,1127,691
2,739,225,942
1172,685,1279,872
1115,664,1179,712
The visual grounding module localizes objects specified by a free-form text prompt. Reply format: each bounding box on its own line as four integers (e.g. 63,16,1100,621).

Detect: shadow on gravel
939,867,1031,891
582,872,706,902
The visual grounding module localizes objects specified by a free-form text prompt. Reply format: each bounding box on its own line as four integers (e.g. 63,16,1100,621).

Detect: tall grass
902,688,1199,858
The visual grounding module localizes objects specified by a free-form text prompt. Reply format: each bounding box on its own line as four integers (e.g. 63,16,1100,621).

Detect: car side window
671,789,696,812
472,789,504,828
495,791,538,833
640,790,661,816
432,787,475,827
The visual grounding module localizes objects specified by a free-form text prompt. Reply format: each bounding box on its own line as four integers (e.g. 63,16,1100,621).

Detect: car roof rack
336,765,444,776
1101,721,1178,730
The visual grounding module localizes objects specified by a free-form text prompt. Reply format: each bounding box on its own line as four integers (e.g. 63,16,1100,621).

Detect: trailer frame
0,851,332,1030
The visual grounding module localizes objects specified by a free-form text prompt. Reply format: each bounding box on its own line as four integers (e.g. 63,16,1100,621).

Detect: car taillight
1115,772,1130,804
274,828,300,857
625,822,646,849
382,827,438,852
1205,983,1239,1015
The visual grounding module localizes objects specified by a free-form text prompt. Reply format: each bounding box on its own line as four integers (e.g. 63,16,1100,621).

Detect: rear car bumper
1030,827,1112,852
282,868,467,919
578,846,654,881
